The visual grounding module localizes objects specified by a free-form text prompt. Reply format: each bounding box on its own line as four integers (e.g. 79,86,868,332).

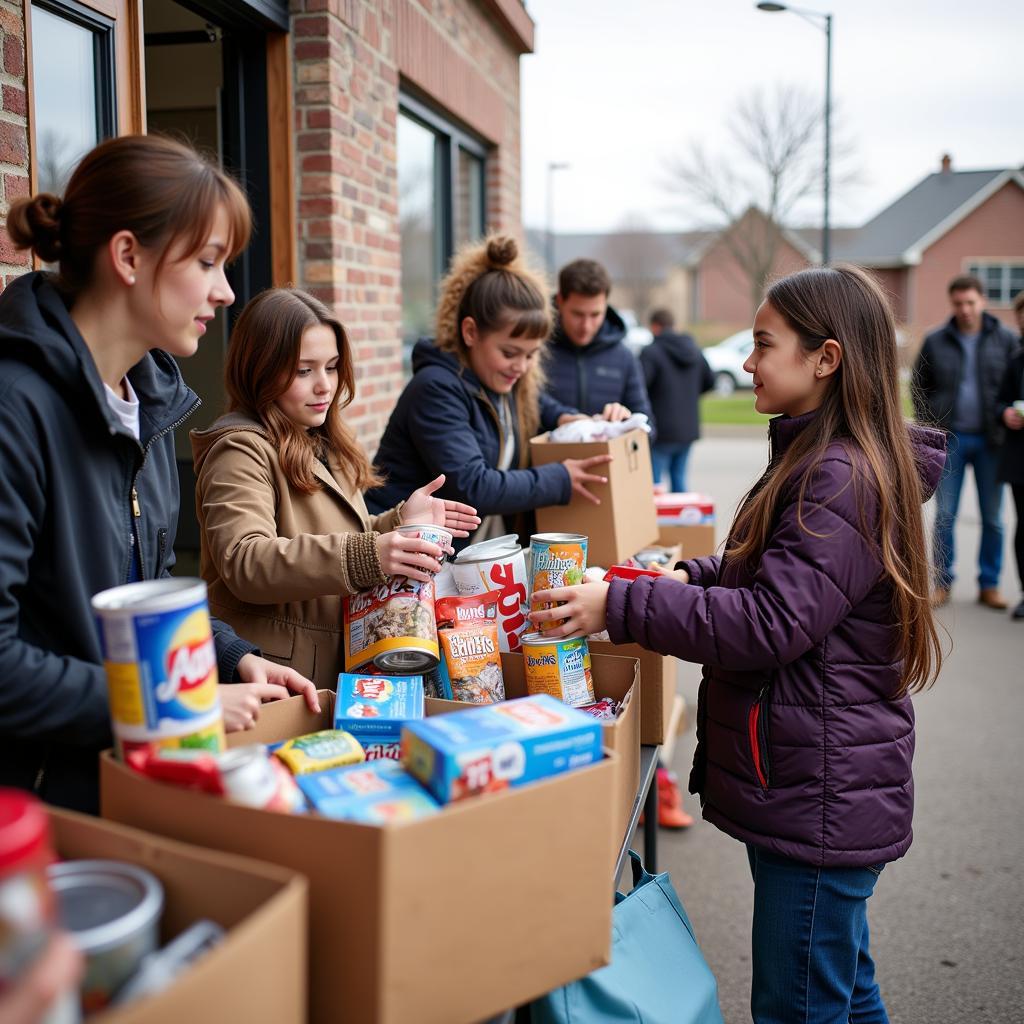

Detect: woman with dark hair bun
0,134,317,813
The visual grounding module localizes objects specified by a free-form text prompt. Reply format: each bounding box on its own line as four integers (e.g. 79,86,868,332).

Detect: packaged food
529,533,587,632
297,759,439,823
422,664,454,701
401,693,602,803
435,591,501,630
451,541,530,652
521,632,595,707
48,859,163,1013
577,698,620,721
654,492,715,526
344,577,439,673
438,619,505,704
274,730,365,775
603,565,661,582
334,673,425,761
395,523,454,575
91,578,226,759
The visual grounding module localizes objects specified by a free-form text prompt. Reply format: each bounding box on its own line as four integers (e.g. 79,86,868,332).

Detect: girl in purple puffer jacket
531,265,947,1024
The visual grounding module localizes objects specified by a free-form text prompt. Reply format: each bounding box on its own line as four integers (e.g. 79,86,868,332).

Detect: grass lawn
699,393,768,426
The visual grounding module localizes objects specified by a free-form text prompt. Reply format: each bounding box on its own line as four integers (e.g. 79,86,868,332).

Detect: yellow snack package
438,619,505,705
274,729,365,774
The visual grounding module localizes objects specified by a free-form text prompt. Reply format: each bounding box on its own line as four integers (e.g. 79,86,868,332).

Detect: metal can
91,579,225,760
0,789,79,1024
529,533,588,633
520,632,595,707
218,745,305,813
344,577,439,674
395,523,454,573
452,542,530,653
48,860,164,1014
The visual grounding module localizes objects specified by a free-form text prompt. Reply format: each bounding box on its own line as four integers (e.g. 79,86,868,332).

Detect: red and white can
451,537,530,653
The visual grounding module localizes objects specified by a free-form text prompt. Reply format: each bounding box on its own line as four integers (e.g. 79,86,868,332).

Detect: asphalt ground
644,432,1024,1024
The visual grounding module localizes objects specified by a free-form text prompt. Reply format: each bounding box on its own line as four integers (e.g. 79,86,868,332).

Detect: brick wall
0,0,30,286
292,0,526,454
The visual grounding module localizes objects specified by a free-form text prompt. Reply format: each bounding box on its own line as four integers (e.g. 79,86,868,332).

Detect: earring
816,369,822,376
128,275,136,286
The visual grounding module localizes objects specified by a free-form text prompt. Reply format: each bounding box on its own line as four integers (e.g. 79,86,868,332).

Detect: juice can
91,579,225,760
529,533,588,632
452,540,530,652
520,632,595,707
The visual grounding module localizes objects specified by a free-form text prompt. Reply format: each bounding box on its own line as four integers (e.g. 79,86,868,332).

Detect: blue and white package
334,672,425,747
401,693,602,804
297,758,439,823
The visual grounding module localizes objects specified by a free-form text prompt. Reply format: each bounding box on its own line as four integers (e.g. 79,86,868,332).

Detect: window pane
455,148,484,248
398,114,438,370
1008,265,1024,300
981,264,1002,302
31,6,99,194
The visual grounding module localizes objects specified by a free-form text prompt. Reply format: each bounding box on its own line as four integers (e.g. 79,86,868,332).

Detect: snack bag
274,730,365,774
438,617,505,704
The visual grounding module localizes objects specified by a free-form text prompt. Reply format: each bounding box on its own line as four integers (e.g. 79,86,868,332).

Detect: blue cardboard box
297,758,439,823
335,673,425,744
401,693,602,804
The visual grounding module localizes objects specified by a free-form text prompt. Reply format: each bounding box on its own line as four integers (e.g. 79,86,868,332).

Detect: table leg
643,765,658,872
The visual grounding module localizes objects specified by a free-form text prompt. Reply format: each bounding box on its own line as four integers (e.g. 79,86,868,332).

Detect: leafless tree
598,213,671,323
664,84,857,314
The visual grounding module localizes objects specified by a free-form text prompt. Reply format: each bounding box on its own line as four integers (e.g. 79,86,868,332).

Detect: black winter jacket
995,348,1024,486
639,331,714,445
0,273,255,813
366,341,575,546
544,306,653,429
911,312,1019,447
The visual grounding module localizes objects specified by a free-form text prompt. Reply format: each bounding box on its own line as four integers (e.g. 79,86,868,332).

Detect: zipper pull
131,487,141,518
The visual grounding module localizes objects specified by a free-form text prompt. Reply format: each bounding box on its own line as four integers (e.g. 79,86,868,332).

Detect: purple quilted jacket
607,412,947,867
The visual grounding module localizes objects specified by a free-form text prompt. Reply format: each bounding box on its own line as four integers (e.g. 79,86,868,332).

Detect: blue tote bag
530,852,724,1024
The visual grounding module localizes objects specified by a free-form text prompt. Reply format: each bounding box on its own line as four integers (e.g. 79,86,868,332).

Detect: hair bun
5,192,64,263
486,235,518,269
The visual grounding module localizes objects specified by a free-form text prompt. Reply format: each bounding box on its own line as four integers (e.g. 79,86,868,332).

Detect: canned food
218,745,305,813
529,534,588,633
48,860,163,1013
395,523,454,572
452,544,530,652
344,578,439,673
91,579,225,760
521,632,595,707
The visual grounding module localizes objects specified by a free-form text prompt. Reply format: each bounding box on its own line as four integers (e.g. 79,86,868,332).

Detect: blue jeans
932,431,1004,589
747,846,888,1024
652,442,691,493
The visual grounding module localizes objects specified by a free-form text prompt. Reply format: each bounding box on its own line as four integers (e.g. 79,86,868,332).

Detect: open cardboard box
658,524,717,560
531,428,658,567
49,808,306,1024
101,692,616,1024
589,640,678,745
426,652,641,848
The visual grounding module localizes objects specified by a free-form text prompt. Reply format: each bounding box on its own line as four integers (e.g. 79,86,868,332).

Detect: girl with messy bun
367,235,614,547
0,135,318,813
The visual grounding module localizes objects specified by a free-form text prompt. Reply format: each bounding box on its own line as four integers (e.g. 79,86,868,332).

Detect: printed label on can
522,635,595,707
344,577,439,671
529,535,588,633
452,548,530,652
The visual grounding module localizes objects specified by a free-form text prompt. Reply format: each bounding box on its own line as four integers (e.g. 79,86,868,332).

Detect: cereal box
297,759,439,823
335,673,424,740
401,694,602,804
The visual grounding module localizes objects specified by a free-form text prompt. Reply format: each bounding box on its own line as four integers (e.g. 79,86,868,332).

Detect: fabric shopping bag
530,851,724,1024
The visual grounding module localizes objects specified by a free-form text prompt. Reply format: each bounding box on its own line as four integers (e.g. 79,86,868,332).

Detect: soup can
520,633,595,708
91,579,225,760
395,523,453,573
48,860,163,1013
529,533,588,633
452,540,530,653
344,577,439,674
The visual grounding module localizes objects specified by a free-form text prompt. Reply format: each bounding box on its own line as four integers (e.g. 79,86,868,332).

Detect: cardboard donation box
659,524,717,560
101,693,617,1024
427,652,641,848
589,641,678,746
531,428,658,567
49,808,306,1024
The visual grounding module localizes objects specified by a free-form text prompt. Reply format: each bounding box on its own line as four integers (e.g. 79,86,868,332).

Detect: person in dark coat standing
640,308,714,492
531,266,946,1024
912,274,1019,609
995,291,1024,619
543,259,653,427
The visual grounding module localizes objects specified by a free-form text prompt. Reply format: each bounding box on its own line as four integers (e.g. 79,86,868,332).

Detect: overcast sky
520,0,1024,234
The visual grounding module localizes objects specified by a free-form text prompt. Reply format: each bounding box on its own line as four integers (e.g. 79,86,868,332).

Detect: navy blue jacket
366,340,575,544
0,273,255,813
640,331,715,445
544,305,653,429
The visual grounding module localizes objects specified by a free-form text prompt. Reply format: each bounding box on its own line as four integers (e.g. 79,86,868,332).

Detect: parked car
702,330,754,396
618,309,653,355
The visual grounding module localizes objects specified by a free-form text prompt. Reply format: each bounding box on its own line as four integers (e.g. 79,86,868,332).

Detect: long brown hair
6,134,250,294
728,265,942,696
224,288,381,495
435,235,552,447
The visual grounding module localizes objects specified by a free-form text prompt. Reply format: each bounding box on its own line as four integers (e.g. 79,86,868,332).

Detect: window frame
966,260,1024,306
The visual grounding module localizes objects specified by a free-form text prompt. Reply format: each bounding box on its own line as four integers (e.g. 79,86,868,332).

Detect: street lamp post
756,2,833,266
545,161,570,277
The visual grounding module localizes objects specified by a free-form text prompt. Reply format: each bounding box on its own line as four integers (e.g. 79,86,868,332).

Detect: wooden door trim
266,30,295,286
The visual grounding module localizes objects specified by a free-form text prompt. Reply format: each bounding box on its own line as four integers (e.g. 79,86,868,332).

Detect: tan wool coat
191,413,402,689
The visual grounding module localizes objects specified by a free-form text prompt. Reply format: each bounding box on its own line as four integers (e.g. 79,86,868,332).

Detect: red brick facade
0,0,30,287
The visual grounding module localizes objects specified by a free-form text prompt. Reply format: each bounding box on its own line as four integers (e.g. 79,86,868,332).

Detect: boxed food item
297,760,440,824
48,808,305,1024
334,672,425,759
402,694,602,804
655,492,715,525
530,428,658,568
101,691,617,1024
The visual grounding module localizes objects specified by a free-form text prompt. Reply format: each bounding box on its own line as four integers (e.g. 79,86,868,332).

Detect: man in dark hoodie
544,259,653,427
640,309,714,492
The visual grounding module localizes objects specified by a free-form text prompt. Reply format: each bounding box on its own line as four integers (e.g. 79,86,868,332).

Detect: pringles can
91,579,225,760
529,533,588,633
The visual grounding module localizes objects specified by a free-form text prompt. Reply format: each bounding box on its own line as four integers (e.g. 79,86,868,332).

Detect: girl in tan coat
191,289,479,689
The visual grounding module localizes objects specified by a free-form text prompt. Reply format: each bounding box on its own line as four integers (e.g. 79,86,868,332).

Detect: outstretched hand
402,474,481,538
